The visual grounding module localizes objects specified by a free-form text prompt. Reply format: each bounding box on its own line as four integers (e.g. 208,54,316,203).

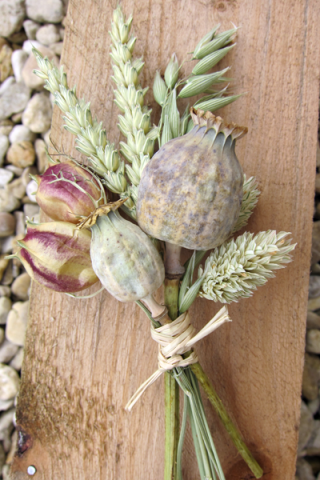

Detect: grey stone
11,49,28,83
298,401,314,454
0,82,31,122
26,0,64,23
9,347,23,371
307,311,320,329
0,169,13,187
11,273,30,301
0,120,13,137
308,397,320,416
22,44,58,90
312,222,320,265
306,420,320,455
6,300,29,346
0,77,14,96
0,212,15,237
9,124,36,144
310,276,320,299
23,19,40,40
50,41,63,56
307,330,320,354
22,93,52,133
23,202,39,220
0,297,11,325
0,398,14,411
4,165,22,176
6,177,26,199
0,188,20,213
35,137,48,172
0,366,19,400
1,261,13,285
6,140,36,168
0,135,9,166
14,211,25,237
0,0,25,38
303,353,320,401
0,236,14,254
36,24,60,46
308,297,320,312
0,340,19,363
296,459,316,480
0,287,10,298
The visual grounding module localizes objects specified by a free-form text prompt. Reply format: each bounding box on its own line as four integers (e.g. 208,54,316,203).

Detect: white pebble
36,24,60,46
0,366,19,400
11,50,28,84
26,0,64,23
22,40,43,55
6,301,29,346
0,77,15,96
0,169,13,187
26,179,38,203
22,93,52,133
9,124,36,144
23,19,40,40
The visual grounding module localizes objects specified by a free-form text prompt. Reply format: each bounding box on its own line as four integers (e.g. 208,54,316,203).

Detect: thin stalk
190,362,263,479
164,278,180,480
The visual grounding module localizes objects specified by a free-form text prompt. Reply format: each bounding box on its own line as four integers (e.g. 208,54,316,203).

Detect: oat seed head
198,230,296,304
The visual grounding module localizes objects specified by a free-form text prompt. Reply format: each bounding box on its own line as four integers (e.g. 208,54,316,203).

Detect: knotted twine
125,306,231,411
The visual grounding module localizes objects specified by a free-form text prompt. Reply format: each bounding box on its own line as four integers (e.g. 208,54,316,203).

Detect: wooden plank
11,1,320,479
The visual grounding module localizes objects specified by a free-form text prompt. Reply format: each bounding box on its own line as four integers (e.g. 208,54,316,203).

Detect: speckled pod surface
90,211,165,302
137,111,247,250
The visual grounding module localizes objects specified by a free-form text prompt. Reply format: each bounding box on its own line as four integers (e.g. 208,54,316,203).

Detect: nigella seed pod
84,201,165,302
137,109,247,251
14,221,98,292
35,161,104,223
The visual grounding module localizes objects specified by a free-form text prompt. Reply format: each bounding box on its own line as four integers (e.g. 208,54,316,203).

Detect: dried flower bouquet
9,6,296,480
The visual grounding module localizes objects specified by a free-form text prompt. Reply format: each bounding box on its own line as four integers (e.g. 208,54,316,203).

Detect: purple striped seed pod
16,221,98,292
35,161,104,223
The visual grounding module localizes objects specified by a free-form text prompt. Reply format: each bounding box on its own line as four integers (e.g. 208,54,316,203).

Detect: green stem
164,278,180,480
190,362,263,479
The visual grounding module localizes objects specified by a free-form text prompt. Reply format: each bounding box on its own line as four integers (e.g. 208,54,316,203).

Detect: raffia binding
190,107,248,140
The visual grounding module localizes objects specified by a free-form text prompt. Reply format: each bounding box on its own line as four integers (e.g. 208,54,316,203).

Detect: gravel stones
0,366,19,401
310,276,320,299
0,82,30,122
0,213,15,237
6,140,35,168
22,93,52,133
26,0,64,23
0,0,25,38
34,138,48,173
36,24,60,45
6,301,29,346
0,170,13,187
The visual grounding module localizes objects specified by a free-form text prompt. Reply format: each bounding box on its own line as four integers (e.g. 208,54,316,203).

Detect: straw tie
126,306,231,411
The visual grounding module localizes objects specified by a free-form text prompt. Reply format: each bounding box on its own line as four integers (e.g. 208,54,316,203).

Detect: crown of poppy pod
137,109,247,251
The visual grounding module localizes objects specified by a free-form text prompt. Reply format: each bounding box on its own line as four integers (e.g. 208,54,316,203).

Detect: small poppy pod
136,109,247,251
84,202,165,302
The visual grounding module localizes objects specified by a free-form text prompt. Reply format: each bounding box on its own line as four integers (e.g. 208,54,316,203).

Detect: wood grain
11,0,320,479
